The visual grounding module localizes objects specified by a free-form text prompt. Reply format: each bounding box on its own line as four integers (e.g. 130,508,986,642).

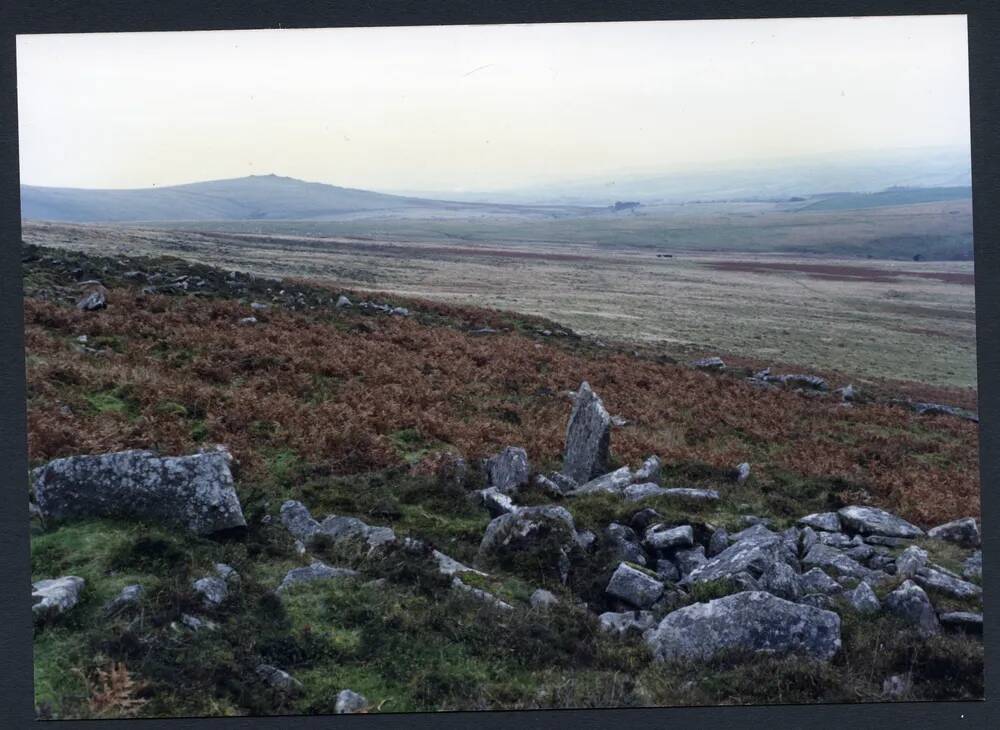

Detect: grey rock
534,474,565,497
683,532,794,586
644,524,694,551
646,591,841,662
837,506,924,539
655,559,681,582
192,576,228,608
781,527,801,555
431,549,485,577
885,580,939,635
837,384,857,402
707,528,729,557
280,500,321,543
849,581,881,614
548,472,579,492
759,560,802,600
799,593,836,610
335,295,352,308
799,568,843,595
803,544,871,579
250,301,270,310
76,289,107,311
604,523,648,567
800,526,819,554
913,566,982,600
864,534,911,548
317,515,396,549
740,515,772,529
895,545,928,579
729,523,779,546
277,561,359,593
485,447,530,494
622,482,665,502
882,674,911,698
335,689,368,714
256,664,304,694
657,488,720,503
735,462,751,483
574,529,597,551
452,576,513,610
562,381,612,483
778,374,828,390
180,614,217,632
477,487,517,517
817,531,853,549
797,512,843,532
963,550,982,581
938,611,983,635
673,546,708,577
478,506,577,581
33,448,246,535
691,356,726,370
927,517,980,548
32,576,85,618
599,610,656,636
577,466,634,496
105,584,143,616
530,588,559,608
238,316,257,325
606,562,665,608
634,455,663,484
845,544,876,563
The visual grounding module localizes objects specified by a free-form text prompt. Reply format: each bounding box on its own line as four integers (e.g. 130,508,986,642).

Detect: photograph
17,14,983,720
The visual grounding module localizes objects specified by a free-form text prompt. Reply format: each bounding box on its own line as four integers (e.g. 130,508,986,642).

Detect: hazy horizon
17,16,970,192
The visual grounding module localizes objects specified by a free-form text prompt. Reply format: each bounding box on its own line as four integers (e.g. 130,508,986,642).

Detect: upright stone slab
562,381,611,484
32,448,246,535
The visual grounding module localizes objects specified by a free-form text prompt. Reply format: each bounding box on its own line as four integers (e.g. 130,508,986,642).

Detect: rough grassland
25,245,982,718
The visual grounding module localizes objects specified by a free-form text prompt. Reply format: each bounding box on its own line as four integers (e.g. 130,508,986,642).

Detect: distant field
135,197,973,261
22,221,978,391
797,186,972,212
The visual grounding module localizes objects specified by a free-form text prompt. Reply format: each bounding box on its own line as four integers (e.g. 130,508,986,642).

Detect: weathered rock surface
885,580,939,635
33,448,246,535
683,531,794,586
691,356,726,370
32,576,85,618
576,466,634,496
599,610,656,635
335,689,368,714
758,560,802,600
913,565,982,600
256,664,304,694
530,588,559,608
896,545,928,579
317,515,396,548
927,517,980,548
963,550,982,581
606,562,665,608
192,576,229,608
707,528,729,558
279,500,321,543
646,591,841,662
452,576,513,610
673,546,708,577
105,584,144,616
797,512,842,532
486,447,530,494
634,456,663,484
478,506,577,581
277,562,359,593
562,381,611,483
477,487,517,517
802,544,870,579
799,568,842,596
849,581,881,614
605,523,648,566
938,611,983,635
837,506,924,539
644,524,693,552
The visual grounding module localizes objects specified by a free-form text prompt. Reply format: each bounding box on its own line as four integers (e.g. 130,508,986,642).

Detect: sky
16,15,970,192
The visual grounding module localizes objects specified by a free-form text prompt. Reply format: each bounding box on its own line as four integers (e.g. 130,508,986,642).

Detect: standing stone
32,448,246,535
485,447,530,494
646,591,841,662
927,517,980,548
885,580,939,636
562,381,611,484
256,664,304,694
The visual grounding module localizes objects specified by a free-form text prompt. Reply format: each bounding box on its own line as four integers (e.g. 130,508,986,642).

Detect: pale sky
16,15,970,192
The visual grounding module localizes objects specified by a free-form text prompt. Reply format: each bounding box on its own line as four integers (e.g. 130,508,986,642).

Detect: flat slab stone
797,513,843,532
277,562,359,593
837,506,924,539
646,591,841,662
574,466,634,496
938,611,983,635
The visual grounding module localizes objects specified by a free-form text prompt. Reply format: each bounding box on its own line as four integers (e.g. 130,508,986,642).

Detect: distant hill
20,174,596,223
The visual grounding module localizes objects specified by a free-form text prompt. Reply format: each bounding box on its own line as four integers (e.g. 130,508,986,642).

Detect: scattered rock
963,550,982,581
606,562,665,608
673,546,708,577
927,517,980,548
192,576,229,608
836,384,857,402
478,506,578,582
562,381,612,483
335,689,368,714
895,545,928,579
799,568,842,595
576,466,634,496
32,448,246,535
646,591,841,662
734,462,751,484
655,559,681,582
605,523,649,567
913,565,982,600
633,455,662,484
797,512,842,532
530,588,559,608
599,610,656,635
707,528,729,558
452,576,513,610
802,544,870,579
280,500,321,543
885,580,939,636
277,561,359,593
250,301,270,311
644,524,694,552
778,374,828,391
180,614,217,632
335,295,352,308
431,549,485,577
238,316,257,325
485,446,530,494
76,288,107,311
317,515,396,549
938,611,983,635
256,664,304,695
837,506,924,539
800,526,819,554
683,532,794,587
691,356,725,370
849,581,881,614
32,576,85,618
817,531,853,549
104,584,143,616
758,560,801,600
477,487,517,517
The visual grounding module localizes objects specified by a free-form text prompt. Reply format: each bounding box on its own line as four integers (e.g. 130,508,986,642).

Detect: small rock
250,301,270,310
485,446,530,494
32,576,85,618
633,455,662,484
256,664,304,694
530,588,559,608
963,550,982,581
277,561,359,592
734,462,751,484
758,560,801,600
606,562,665,608
238,316,257,325
644,524,694,552
76,289,107,311
800,526,819,554
576,466,635,496
335,689,368,714
192,576,228,608
335,295,352,308
803,544,870,579
885,580,939,635
895,545,928,578
477,487,517,517
691,356,726,370
849,581,881,614
180,614,217,632
105,584,143,616
599,610,656,636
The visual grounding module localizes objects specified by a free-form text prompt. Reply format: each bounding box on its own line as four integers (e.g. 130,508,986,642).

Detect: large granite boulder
477,505,578,582
682,530,795,586
485,447,530,494
837,506,924,539
646,591,841,662
562,381,611,483
33,448,246,535
927,517,980,548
